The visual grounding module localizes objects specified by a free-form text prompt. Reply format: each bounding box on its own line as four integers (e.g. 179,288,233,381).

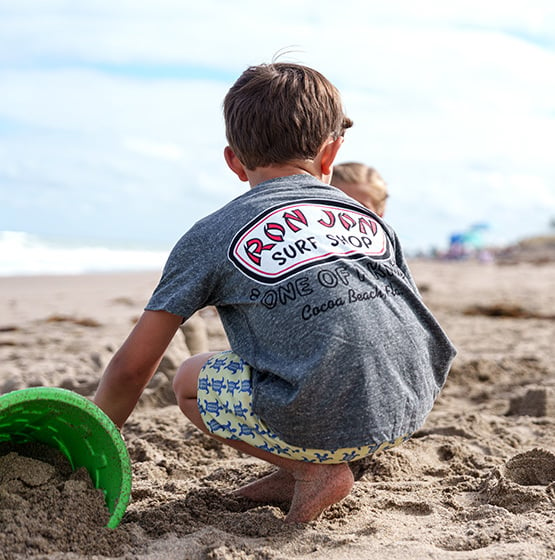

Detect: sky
1,0,554,255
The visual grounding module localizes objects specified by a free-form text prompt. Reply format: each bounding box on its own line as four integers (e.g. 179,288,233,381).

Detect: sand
0,259,554,559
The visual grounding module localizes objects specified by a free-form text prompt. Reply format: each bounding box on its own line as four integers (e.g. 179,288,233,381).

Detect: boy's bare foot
194,431,354,522
234,462,354,522
285,463,354,523
233,468,295,503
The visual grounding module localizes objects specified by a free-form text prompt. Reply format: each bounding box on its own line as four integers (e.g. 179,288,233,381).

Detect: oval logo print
228,199,390,284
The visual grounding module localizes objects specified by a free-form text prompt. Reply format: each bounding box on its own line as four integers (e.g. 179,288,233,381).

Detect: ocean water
0,231,170,276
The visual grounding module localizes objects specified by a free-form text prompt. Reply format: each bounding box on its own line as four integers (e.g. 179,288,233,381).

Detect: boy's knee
172,359,196,399
172,352,216,399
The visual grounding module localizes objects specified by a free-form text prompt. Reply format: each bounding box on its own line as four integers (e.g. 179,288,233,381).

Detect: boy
332,162,389,216
94,62,456,523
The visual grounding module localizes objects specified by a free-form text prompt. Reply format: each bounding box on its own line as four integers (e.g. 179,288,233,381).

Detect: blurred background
1,0,554,274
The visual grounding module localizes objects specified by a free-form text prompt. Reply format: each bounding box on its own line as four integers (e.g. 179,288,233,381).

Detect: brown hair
223,63,353,170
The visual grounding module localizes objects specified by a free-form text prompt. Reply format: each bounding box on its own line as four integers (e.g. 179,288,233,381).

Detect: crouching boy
94,62,456,523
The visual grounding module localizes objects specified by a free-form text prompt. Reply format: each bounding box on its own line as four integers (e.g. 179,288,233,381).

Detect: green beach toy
0,387,132,528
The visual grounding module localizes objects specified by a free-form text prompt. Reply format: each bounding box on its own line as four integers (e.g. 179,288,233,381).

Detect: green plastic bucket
0,387,132,528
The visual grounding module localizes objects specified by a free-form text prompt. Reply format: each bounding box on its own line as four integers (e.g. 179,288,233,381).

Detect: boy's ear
224,146,249,182
320,137,344,177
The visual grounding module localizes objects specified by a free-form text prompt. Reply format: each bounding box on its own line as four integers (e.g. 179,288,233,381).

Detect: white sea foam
0,231,169,276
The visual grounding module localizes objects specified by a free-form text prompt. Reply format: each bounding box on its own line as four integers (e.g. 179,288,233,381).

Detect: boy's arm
93,309,184,428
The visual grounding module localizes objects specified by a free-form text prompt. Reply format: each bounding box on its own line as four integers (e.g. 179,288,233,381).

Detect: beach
1,258,554,559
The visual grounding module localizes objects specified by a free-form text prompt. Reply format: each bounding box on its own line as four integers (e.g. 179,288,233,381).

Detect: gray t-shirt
146,174,456,449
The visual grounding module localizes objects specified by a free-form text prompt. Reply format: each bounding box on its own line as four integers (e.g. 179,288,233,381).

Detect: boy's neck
224,137,342,188
246,161,328,189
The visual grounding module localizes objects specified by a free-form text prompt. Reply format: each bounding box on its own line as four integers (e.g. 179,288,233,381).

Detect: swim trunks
198,351,409,464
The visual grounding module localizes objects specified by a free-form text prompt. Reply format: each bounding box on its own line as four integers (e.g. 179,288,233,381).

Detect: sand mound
479,448,555,514
0,442,131,558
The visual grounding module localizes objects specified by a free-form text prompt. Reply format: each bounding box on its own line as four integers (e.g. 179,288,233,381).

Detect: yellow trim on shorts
197,350,410,464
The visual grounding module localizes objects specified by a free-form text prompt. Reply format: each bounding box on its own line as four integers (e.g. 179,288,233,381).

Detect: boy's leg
172,355,354,523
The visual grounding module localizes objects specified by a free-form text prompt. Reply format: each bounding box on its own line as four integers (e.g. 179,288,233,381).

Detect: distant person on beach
94,61,456,523
331,162,389,216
